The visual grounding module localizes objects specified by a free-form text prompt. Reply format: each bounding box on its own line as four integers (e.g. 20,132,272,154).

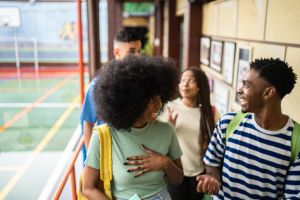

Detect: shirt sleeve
203,115,229,167
284,154,300,199
80,80,97,124
157,104,170,123
167,123,182,160
85,130,100,170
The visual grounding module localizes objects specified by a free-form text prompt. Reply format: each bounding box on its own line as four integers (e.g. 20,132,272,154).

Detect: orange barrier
54,0,85,198
52,137,84,200
77,0,85,104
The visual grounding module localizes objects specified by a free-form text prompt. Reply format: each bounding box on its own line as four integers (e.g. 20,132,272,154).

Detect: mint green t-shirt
85,120,182,199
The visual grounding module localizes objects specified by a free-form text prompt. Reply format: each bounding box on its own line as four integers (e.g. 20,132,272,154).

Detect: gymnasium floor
0,66,86,200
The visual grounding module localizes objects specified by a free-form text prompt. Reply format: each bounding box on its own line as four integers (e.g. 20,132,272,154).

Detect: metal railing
47,0,85,198
52,136,84,200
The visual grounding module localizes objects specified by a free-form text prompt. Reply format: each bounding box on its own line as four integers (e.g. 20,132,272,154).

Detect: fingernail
123,162,127,165
126,157,130,160
127,169,131,172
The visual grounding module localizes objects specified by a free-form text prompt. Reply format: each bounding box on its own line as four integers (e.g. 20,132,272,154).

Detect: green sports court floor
0,66,87,200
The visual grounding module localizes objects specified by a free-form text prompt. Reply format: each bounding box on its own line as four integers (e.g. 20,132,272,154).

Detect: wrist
163,156,172,170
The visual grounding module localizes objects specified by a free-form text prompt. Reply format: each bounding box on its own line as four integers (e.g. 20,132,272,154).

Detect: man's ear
113,48,119,58
264,86,276,99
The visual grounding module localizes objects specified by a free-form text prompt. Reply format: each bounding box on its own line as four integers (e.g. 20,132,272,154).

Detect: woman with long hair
159,67,219,200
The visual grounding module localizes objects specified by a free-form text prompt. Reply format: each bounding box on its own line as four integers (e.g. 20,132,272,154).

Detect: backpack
225,112,300,162
77,124,113,200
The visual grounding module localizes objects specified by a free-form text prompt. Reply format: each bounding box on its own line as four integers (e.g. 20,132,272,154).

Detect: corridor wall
200,0,300,122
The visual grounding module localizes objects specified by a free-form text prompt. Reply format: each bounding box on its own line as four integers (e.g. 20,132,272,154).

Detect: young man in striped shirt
196,58,299,199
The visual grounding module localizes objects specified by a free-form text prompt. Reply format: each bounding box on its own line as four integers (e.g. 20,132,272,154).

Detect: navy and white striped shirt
204,112,300,200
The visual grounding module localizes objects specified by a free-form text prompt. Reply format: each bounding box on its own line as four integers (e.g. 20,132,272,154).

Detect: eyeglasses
179,78,196,84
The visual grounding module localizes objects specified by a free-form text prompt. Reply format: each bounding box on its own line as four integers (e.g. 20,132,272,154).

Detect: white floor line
38,124,83,200
0,102,81,108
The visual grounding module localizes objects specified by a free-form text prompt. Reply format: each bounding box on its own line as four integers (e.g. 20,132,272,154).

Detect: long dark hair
182,67,215,159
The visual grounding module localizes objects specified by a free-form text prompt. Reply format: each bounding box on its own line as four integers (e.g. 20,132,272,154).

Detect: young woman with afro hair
82,55,183,200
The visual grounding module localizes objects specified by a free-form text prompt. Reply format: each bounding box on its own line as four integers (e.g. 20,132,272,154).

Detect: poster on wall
235,46,252,104
222,42,236,85
210,40,223,72
200,37,211,66
214,80,230,116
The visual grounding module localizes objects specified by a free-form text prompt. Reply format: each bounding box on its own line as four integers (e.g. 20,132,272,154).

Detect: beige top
159,98,220,177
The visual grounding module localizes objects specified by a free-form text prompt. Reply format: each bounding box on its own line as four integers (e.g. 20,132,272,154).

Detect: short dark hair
250,58,297,98
114,28,141,43
93,55,179,129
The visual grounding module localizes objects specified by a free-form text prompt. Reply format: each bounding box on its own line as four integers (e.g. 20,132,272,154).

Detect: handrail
53,0,84,197
52,136,84,200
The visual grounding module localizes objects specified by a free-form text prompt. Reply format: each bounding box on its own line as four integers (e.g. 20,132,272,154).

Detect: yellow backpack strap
97,124,113,200
291,122,300,162
225,112,248,142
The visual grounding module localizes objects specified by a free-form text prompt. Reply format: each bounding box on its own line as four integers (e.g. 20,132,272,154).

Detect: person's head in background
113,28,142,60
179,67,214,158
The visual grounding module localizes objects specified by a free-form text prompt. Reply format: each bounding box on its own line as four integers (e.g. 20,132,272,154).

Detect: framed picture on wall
200,37,211,66
214,80,230,116
210,40,223,72
235,46,252,104
222,42,236,85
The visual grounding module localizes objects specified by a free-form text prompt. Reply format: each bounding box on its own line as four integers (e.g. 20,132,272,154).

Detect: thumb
167,107,172,113
174,113,178,121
